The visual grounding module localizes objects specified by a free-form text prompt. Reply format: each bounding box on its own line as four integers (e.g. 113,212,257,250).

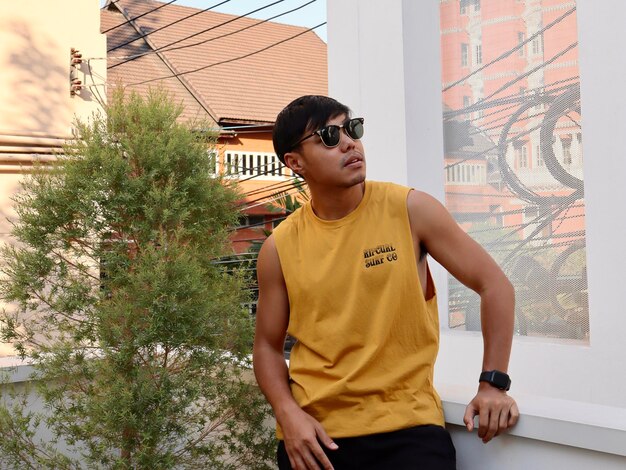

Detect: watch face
480,370,511,391
492,372,510,390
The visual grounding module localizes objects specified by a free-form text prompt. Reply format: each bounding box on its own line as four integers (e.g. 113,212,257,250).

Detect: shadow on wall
4,21,88,135
0,178,19,357
0,176,21,243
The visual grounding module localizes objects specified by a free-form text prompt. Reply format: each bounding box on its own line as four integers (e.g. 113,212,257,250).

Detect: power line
242,183,299,201
213,252,259,260
226,164,292,180
464,215,585,240
468,108,549,137
114,0,286,60
442,98,579,173
236,180,299,205
233,214,289,231
85,59,107,108
447,76,579,123
444,76,579,122
478,42,578,106
240,189,304,211
501,200,574,267
107,0,234,53
241,178,300,197
443,119,540,171
222,157,294,181
498,238,585,255
156,0,317,54
442,6,576,92
238,180,303,207
108,0,318,68
470,202,584,218
103,0,178,34
445,191,515,200
124,22,326,87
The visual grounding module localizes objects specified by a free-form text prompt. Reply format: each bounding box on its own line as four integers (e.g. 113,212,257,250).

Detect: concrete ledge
437,382,626,457
4,363,625,457
0,357,35,384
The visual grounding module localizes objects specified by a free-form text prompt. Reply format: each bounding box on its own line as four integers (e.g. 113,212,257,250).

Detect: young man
253,96,519,470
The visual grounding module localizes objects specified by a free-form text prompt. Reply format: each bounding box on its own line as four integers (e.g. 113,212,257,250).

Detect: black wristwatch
479,370,511,391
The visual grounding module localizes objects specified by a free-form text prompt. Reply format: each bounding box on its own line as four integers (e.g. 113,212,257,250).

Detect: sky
101,0,327,42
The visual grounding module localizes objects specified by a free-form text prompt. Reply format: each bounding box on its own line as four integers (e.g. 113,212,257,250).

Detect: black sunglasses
293,117,365,149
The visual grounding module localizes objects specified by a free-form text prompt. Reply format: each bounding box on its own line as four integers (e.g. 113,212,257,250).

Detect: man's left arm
407,190,520,443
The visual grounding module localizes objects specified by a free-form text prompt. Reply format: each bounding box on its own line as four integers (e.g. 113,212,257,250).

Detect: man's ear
284,151,304,175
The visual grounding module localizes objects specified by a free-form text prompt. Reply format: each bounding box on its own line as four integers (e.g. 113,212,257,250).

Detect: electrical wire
241,183,301,201
444,191,514,199
467,204,585,229
468,108,550,137
501,200,575,267
123,22,326,87
237,180,303,207
108,0,318,68
231,161,292,179
112,0,287,62
107,0,234,53
442,6,576,92
443,117,544,171
225,164,292,180
443,80,580,171
220,156,293,180
107,4,225,122
444,76,579,121
102,0,179,34
100,5,583,294
233,214,288,231
240,190,303,211
236,186,298,210
437,9,585,329
450,76,580,123
85,59,107,108
477,42,578,107
481,201,573,248
240,178,300,198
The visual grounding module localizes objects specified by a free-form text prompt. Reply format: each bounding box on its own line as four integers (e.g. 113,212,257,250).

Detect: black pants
277,424,456,470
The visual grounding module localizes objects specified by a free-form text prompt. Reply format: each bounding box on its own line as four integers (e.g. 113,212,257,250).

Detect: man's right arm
253,235,338,470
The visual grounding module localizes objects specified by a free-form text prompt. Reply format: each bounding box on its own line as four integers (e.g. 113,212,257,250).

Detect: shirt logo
363,243,398,268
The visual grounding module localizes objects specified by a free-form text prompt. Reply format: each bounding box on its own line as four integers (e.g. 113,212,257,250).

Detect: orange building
440,0,587,338
101,0,327,252
440,0,583,241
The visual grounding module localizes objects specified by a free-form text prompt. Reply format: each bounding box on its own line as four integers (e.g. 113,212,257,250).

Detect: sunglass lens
347,119,364,140
321,125,341,147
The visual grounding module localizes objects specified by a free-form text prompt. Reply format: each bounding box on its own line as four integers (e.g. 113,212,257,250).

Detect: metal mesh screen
440,0,589,342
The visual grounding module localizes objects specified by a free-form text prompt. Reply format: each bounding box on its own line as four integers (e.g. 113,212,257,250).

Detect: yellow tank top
272,181,444,438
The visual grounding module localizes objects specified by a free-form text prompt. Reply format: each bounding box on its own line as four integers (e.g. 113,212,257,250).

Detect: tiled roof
101,0,328,126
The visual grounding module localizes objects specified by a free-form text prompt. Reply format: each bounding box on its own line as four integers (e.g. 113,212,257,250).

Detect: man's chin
344,172,366,187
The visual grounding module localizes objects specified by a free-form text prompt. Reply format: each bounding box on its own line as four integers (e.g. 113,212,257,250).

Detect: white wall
328,0,626,466
327,0,411,185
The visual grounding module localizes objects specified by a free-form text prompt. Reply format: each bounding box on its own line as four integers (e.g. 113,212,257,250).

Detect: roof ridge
110,0,220,124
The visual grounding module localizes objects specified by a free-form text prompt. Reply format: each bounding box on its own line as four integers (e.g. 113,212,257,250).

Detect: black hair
273,95,351,164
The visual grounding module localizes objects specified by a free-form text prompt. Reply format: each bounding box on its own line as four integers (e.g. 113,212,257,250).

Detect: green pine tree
0,89,275,469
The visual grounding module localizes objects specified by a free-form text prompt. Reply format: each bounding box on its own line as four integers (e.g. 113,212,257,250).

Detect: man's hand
278,405,338,470
463,383,519,443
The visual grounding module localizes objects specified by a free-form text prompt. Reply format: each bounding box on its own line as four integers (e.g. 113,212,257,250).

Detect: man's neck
309,182,366,221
